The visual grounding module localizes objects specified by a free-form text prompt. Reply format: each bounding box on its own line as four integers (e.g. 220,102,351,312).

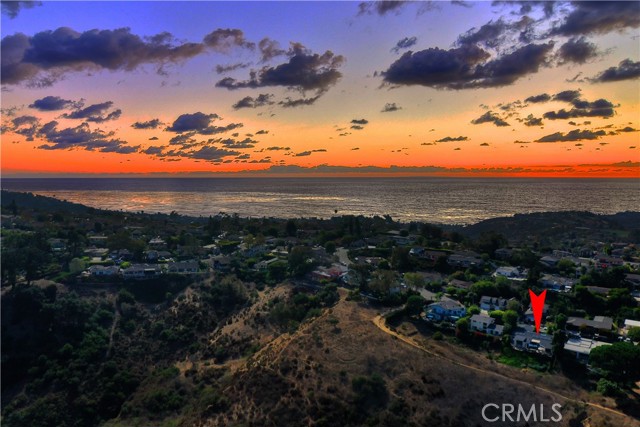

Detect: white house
470,314,504,336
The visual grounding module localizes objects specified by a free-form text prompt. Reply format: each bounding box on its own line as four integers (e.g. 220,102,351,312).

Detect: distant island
2,191,639,427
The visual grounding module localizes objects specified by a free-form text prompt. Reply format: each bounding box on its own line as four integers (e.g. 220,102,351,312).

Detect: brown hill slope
204,291,638,427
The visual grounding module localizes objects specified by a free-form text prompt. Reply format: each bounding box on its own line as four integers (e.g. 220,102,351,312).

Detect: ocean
2,178,639,225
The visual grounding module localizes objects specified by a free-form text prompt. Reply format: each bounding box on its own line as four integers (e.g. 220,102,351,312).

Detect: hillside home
425,297,466,322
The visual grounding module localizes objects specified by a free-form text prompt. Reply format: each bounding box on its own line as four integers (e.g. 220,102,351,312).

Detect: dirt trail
105,298,120,360
372,313,632,421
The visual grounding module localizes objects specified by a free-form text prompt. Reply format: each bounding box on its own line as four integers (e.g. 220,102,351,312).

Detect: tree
456,317,470,336
267,260,288,283
403,272,425,289
288,246,313,277
391,247,412,272
470,280,498,298
406,295,425,316
627,327,640,343
285,219,297,237
552,330,567,360
589,342,640,381
502,310,518,330
324,241,336,255
557,259,576,276
369,270,396,295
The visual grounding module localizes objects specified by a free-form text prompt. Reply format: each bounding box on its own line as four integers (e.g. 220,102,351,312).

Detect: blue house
425,297,466,322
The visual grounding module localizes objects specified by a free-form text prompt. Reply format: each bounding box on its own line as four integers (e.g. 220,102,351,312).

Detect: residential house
494,248,513,260
524,304,549,324
511,325,553,356
122,264,162,279
596,255,624,269
425,297,466,322
479,296,511,312
88,265,120,276
448,252,484,269
564,337,611,363
539,256,559,268
566,316,613,337
148,236,167,250
212,256,232,273
167,260,199,274
540,274,575,292
585,286,612,297
448,279,473,291
470,314,504,337
48,238,67,253
493,266,527,280
255,257,280,271
88,235,108,247
312,264,347,282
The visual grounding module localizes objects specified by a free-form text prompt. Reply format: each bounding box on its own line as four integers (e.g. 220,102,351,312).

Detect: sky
1,0,639,177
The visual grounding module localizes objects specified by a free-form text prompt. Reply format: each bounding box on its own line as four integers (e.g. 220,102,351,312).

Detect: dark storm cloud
591,59,640,82
279,95,321,108
618,126,638,132
265,146,290,151
471,111,510,127
382,42,553,89
523,115,543,127
524,93,551,103
29,95,78,111
255,129,269,135
351,119,369,125
351,125,364,130
553,90,582,103
203,28,255,52
215,44,345,94
552,1,640,36
391,36,417,53
457,19,509,49
187,146,240,162
492,1,556,18
358,1,409,16
215,62,250,74
62,101,122,123
219,137,256,148
294,149,326,157
258,38,287,62
381,102,401,112
557,37,598,64
36,120,137,153
199,123,243,135
1,27,205,86
232,93,274,109
169,133,196,146
1,1,41,18
543,98,615,120
148,136,159,140
132,118,162,129
166,112,220,133
435,136,468,142
2,114,40,140
536,129,606,142
142,146,164,155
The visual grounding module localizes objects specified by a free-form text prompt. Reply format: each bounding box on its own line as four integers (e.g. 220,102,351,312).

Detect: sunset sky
1,1,639,177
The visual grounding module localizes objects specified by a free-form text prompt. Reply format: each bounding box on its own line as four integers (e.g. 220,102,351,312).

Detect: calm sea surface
2,178,639,224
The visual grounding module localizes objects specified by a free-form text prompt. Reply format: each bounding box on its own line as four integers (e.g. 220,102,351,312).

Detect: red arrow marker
529,289,547,334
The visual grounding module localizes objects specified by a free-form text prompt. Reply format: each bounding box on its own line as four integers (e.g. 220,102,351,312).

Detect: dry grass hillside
203,290,639,427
